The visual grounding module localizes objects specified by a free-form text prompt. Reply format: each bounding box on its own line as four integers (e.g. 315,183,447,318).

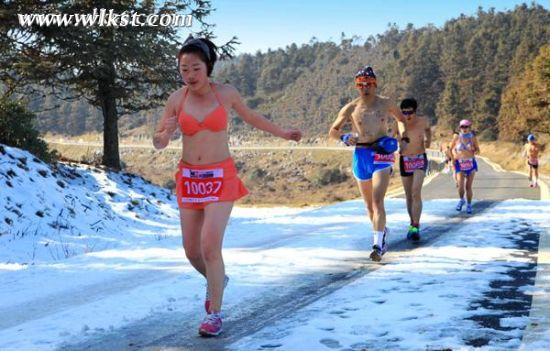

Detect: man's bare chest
352,106,388,126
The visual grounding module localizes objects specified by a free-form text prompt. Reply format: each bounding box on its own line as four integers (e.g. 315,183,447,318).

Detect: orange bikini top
177,84,228,136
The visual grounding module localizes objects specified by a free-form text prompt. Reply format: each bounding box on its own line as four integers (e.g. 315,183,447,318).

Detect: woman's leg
201,201,234,313
180,208,206,276
466,172,475,203
457,172,466,199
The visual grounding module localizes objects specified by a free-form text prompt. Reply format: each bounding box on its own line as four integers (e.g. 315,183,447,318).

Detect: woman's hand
281,129,302,142
163,115,178,134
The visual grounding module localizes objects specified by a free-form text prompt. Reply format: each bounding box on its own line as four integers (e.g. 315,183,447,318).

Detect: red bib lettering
458,158,474,171
403,155,426,173
373,153,395,164
179,168,224,203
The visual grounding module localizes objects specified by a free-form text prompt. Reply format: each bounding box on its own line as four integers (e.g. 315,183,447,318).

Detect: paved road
398,157,541,201
54,155,547,351
58,202,498,351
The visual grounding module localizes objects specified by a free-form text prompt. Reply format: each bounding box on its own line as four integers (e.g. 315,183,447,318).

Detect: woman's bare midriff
181,130,231,165
454,150,475,161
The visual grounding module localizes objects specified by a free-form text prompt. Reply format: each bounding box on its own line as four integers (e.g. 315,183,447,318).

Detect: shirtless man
394,98,431,241
524,134,541,187
329,66,401,261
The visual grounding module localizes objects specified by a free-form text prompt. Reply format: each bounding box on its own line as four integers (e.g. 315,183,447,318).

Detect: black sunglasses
401,110,415,115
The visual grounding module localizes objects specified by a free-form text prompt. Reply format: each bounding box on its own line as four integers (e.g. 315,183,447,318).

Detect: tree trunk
99,80,120,170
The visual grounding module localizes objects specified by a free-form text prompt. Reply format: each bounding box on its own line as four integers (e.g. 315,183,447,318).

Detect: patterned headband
182,38,211,62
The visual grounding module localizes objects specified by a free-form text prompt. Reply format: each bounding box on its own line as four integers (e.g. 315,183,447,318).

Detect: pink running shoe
205,275,229,313
198,312,223,337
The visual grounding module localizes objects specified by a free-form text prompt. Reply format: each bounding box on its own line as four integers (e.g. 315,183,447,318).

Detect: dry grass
479,141,549,176
49,143,414,207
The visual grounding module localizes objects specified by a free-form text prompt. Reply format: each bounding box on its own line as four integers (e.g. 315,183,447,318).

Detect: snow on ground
230,200,550,351
1,144,548,350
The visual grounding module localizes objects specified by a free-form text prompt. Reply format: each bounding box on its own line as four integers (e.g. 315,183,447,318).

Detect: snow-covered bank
0,144,180,265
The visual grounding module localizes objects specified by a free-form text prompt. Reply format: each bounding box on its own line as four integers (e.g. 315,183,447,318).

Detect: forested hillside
34,4,548,141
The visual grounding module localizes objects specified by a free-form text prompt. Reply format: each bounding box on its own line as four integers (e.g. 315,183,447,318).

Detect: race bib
179,168,224,203
458,158,474,171
403,155,426,173
373,153,395,164
529,157,539,165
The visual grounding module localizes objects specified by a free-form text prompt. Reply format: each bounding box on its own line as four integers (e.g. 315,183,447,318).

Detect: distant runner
394,98,431,241
329,66,401,262
445,137,457,183
448,133,459,186
439,141,452,174
450,120,480,214
524,134,541,188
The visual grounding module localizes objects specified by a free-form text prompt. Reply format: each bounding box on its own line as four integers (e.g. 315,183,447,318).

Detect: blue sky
186,0,548,54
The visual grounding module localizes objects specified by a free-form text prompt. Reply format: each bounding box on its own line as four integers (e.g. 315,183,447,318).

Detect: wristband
340,133,352,145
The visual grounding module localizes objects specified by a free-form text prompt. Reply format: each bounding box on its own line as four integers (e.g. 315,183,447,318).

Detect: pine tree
1,0,237,169
498,44,550,141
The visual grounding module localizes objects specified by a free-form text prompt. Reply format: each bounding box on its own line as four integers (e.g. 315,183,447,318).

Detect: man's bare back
525,142,540,162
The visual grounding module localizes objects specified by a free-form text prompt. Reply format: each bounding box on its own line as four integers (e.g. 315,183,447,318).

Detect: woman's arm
229,85,301,141
153,90,180,150
473,136,480,155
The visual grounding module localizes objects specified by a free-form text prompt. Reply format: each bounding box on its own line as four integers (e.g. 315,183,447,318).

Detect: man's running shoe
456,198,465,211
407,225,420,241
205,275,229,313
466,203,473,214
370,244,386,262
198,312,222,337
370,227,388,262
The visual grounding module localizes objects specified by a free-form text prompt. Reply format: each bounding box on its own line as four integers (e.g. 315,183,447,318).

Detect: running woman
153,37,302,337
329,66,400,262
524,134,541,188
439,141,452,174
394,98,431,241
450,119,480,214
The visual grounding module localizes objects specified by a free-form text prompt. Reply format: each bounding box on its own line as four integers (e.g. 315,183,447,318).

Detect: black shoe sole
370,250,382,262
199,329,222,337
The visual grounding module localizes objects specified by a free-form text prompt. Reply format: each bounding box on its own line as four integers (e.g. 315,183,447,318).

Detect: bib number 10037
183,180,222,195
179,168,224,203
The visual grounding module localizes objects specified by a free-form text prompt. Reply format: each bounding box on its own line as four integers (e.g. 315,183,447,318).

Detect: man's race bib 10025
403,155,426,173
